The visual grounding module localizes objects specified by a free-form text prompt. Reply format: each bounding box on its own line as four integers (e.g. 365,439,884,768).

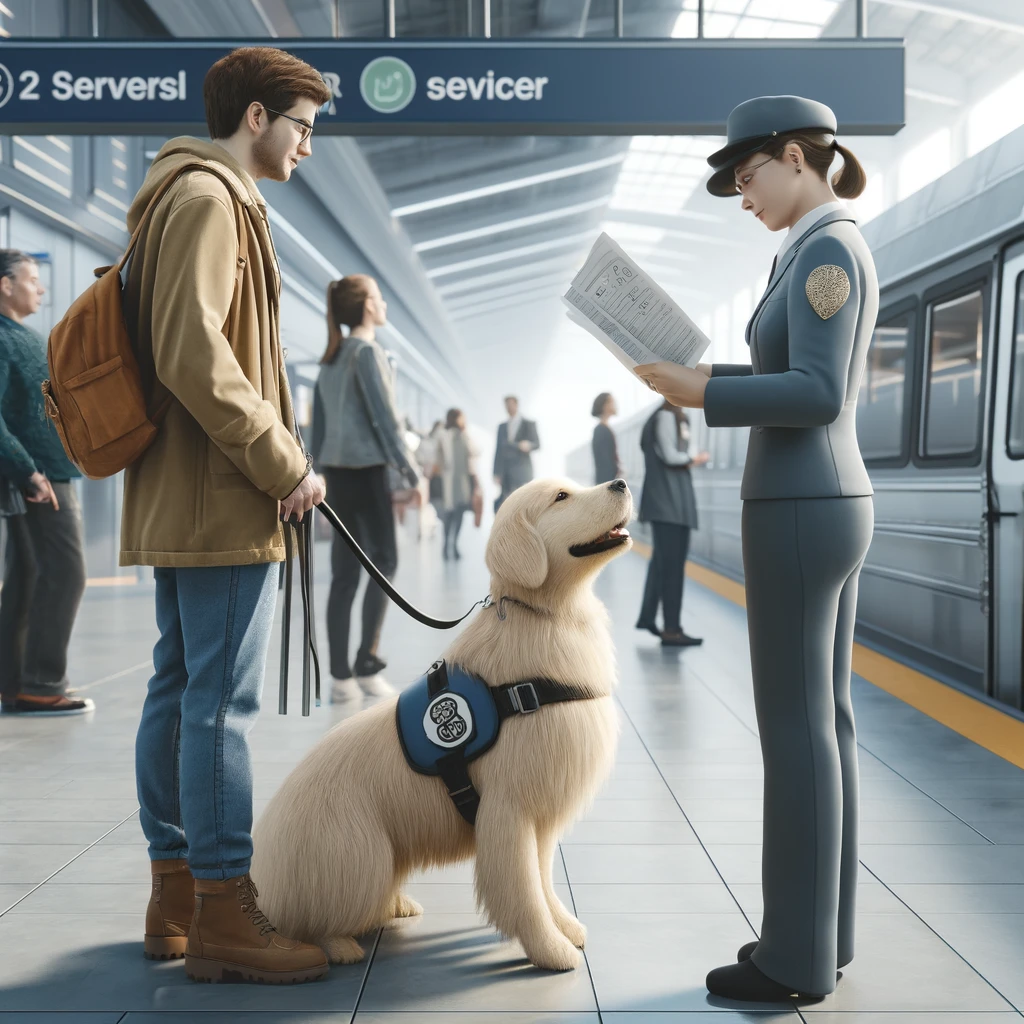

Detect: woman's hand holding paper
635,361,709,409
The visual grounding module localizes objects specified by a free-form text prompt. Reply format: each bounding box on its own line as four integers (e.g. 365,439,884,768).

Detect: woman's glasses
734,154,776,194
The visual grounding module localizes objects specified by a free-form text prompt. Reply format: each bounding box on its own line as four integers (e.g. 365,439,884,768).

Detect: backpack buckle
508,682,539,714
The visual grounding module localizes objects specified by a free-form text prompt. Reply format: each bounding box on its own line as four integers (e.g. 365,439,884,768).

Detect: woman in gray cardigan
311,275,418,704
636,401,708,646
637,96,877,1003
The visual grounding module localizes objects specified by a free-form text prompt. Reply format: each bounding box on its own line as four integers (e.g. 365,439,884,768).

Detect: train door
988,246,1024,709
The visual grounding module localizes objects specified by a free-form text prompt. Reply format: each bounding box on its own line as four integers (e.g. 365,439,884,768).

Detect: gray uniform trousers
743,495,874,996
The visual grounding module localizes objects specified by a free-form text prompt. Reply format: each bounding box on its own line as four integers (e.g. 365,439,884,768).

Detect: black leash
278,500,488,716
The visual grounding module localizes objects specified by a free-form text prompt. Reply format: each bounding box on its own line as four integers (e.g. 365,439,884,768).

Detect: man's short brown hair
204,46,332,140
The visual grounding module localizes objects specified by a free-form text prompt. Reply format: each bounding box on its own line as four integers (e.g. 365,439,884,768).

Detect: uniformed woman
636,95,878,1002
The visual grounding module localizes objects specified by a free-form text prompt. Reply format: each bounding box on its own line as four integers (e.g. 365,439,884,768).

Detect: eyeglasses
734,154,776,194
264,107,314,144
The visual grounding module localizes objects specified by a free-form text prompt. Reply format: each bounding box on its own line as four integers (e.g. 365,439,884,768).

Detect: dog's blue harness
396,658,594,825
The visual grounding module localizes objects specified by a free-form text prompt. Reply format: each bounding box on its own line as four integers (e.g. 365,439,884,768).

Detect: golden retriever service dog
251,477,632,971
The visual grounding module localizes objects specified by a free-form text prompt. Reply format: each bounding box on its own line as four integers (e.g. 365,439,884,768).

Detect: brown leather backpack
42,163,243,479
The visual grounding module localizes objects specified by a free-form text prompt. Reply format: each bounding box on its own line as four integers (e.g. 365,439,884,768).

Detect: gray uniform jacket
703,210,877,500
493,418,539,492
638,408,698,529
311,337,414,476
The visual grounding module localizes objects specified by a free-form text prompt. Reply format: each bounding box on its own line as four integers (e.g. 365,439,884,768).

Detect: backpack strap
125,163,248,426
119,161,247,272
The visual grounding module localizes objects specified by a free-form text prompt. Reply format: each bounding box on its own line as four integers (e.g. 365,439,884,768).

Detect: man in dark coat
493,395,539,509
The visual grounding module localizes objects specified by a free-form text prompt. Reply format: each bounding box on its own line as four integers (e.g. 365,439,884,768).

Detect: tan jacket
119,138,308,567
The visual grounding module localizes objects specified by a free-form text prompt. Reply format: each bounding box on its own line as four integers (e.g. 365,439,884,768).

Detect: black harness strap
493,679,595,720
429,665,598,827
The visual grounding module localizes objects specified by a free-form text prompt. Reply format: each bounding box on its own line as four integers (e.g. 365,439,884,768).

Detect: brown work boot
144,858,194,960
185,874,328,984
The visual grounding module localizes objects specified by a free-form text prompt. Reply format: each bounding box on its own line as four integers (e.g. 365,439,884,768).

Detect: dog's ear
486,510,549,590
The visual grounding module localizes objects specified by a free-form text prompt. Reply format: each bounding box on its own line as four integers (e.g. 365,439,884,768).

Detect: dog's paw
322,935,364,964
555,914,587,949
392,892,424,919
524,934,582,972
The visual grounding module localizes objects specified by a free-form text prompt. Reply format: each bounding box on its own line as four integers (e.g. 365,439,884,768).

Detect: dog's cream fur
251,477,632,971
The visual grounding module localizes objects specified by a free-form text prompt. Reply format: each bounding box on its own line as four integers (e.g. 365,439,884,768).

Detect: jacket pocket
207,439,256,491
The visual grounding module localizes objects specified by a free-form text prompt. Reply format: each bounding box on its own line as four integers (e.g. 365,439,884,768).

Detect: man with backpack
120,47,331,984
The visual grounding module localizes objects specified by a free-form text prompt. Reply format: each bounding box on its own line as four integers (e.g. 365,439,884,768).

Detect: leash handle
315,498,483,630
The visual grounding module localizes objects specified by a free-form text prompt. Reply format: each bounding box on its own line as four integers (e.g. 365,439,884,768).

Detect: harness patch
424,692,473,748
395,658,596,826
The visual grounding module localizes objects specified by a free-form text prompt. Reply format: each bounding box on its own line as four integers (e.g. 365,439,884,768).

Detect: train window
857,313,909,460
921,289,984,459
1008,275,1024,458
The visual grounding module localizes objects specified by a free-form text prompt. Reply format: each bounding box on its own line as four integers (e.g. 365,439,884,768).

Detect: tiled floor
2,516,1023,1023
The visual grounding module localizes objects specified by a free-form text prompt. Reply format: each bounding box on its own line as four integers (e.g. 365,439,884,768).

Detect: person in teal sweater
0,249,90,716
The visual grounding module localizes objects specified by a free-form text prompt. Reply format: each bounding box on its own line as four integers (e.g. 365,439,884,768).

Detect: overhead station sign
0,39,904,136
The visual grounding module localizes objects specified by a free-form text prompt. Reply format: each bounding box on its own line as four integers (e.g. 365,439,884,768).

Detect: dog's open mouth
569,519,631,557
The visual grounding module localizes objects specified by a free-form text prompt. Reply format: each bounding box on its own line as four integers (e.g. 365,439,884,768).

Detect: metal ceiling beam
413,194,613,253
602,219,747,250
421,218,604,271
367,138,566,195
435,254,586,297
426,230,597,279
451,287,565,324
390,149,628,218
446,276,568,311
140,0,272,34
865,0,1024,33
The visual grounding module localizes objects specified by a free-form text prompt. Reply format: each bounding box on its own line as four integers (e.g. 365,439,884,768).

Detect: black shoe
706,958,826,1003
661,631,703,647
737,940,843,977
354,653,387,677
635,620,661,638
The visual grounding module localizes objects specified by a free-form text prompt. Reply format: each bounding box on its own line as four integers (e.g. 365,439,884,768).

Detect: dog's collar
482,594,551,621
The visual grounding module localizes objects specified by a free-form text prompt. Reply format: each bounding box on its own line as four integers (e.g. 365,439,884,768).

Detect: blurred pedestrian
493,395,538,509
636,400,709,647
0,249,89,717
436,407,480,560
312,274,418,702
591,391,623,485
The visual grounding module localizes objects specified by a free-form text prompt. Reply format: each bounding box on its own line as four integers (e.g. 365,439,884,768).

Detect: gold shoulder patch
805,264,851,320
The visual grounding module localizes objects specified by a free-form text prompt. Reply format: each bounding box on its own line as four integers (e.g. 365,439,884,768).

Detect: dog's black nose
608,478,627,493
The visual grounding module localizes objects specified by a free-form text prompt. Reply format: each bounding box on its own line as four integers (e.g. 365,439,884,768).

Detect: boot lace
237,877,276,937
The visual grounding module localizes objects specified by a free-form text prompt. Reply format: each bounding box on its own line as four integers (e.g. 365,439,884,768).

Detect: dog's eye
554,491,569,502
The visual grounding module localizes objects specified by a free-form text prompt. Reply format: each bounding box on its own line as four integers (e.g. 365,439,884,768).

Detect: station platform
2,519,1024,1023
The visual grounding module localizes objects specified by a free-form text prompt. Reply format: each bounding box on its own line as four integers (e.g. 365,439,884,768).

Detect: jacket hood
127,137,265,232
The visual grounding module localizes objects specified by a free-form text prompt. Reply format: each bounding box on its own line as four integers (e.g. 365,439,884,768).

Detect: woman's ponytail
831,141,867,200
321,280,344,365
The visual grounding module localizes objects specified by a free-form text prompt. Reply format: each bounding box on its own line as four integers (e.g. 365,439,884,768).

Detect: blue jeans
135,563,278,880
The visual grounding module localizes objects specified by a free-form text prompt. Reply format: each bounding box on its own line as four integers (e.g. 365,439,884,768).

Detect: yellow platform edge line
629,541,1024,770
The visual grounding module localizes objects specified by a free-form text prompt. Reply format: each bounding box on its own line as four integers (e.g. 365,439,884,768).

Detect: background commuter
636,401,709,647
591,391,623,484
125,47,331,984
312,274,418,703
493,395,539,509
435,407,480,561
0,249,89,717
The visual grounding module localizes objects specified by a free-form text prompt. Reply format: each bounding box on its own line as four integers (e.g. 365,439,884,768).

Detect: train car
567,124,1024,712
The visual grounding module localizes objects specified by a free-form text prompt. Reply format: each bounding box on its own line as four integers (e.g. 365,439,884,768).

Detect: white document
563,232,711,371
